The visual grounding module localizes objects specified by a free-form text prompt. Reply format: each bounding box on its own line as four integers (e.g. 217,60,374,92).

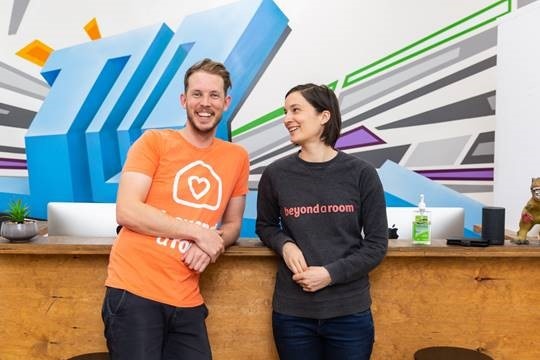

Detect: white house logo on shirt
173,160,222,211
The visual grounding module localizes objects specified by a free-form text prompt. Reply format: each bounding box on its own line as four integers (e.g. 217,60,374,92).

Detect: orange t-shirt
105,129,249,307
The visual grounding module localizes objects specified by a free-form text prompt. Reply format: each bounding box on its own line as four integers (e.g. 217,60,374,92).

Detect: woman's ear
320,110,331,125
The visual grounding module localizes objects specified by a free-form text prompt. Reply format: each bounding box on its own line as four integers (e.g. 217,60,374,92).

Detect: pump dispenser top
418,194,426,212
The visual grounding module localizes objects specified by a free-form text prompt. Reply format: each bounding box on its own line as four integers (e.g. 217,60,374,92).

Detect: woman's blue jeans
272,309,374,360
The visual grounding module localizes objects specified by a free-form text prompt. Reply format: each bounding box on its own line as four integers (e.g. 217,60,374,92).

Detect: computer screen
386,207,464,240
47,202,117,236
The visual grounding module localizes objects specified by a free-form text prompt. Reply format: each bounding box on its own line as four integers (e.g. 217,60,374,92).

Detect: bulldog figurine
515,177,540,244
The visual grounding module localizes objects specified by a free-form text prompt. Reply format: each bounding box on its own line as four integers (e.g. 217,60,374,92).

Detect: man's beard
186,112,221,135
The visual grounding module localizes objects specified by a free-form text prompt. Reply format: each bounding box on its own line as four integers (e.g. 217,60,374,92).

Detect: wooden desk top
1,235,540,257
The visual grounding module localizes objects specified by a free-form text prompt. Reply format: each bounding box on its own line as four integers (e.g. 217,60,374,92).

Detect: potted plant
0,199,39,242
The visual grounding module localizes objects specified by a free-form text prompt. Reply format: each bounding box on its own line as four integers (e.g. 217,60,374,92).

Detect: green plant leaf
6,199,30,224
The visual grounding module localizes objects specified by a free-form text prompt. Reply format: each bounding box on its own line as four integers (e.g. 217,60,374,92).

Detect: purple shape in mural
0,158,27,170
335,125,385,150
416,168,493,181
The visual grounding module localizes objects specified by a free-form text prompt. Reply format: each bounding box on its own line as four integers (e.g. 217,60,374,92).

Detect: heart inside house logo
188,176,210,200
173,160,222,210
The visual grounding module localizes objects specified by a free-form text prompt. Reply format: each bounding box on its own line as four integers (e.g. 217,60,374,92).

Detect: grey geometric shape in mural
462,131,494,164
248,135,290,160
0,102,36,128
249,166,265,175
342,56,496,130
445,184,493,193
406,136,470,167
0,61,49,99
376,90,496,130
518,0,539,8
0,145,26,154
235,114,282,142
235,115,289,159
339,28,497,116
472,143,494,157
8,0,31,35
487,94,496,111
248,180,259,191
340,48,460,115
349,145,410,168
250,143,296,167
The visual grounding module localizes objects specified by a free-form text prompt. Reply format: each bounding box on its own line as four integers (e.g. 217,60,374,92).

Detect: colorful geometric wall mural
1,0,538,237
1,0,290,222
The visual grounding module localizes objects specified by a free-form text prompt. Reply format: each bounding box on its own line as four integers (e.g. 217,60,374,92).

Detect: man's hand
182,243,211,273
194,228,225,262
282,242,308,274
292,266,332,292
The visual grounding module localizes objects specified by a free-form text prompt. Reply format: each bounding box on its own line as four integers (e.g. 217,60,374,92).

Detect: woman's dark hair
285,83,342,147
184,58,232,95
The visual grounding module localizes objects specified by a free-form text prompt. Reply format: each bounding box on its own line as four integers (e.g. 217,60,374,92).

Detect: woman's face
283,91,329,146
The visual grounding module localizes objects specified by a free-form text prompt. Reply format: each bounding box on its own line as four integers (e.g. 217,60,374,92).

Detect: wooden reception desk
1,235,540,360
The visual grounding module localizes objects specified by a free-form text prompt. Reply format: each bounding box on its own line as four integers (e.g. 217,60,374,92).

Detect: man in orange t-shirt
102,58,249,360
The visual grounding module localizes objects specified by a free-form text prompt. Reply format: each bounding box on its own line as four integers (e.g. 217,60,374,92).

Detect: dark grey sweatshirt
256,151,388,319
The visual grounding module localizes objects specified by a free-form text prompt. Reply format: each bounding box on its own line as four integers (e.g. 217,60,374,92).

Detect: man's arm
182,195,246,272
116,171,224,261
219,195,246,247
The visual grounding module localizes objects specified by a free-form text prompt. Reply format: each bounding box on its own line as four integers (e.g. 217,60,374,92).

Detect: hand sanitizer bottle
412,194,431,245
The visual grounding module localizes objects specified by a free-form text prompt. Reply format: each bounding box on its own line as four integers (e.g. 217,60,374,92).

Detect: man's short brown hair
184,58,232,95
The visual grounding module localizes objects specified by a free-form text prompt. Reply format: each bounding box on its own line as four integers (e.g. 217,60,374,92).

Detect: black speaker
481,207,505,245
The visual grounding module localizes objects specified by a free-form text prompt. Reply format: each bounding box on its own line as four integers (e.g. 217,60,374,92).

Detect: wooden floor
1,239,540,359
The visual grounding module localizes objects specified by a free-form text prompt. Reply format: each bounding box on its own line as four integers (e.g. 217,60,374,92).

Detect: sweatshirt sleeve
255,167,293,256
325,165,388,285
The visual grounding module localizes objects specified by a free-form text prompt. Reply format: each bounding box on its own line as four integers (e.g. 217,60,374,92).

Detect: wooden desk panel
1,237,540,359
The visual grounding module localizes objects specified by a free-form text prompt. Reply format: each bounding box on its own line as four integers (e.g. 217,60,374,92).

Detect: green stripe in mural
327,80,338,91
342,0,511,88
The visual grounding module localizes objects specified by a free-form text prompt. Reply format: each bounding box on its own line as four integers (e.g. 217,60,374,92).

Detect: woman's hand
182,243,211,273
282,242,308,274
292,266,332,292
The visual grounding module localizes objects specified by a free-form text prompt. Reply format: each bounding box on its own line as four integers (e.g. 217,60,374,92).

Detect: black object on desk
388,225,399,239
481,206,505,245
447,237,489,247
415,346,493,359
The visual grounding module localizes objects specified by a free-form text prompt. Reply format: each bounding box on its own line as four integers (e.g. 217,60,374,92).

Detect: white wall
494,1,540,233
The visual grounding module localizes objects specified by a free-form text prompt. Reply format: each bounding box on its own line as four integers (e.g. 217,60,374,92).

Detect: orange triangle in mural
84,18,102,40
16,39,53,67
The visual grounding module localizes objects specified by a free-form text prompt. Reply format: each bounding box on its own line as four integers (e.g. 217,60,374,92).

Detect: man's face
181,71,231,135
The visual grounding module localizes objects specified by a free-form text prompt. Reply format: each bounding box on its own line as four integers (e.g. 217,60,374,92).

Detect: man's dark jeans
102,287,211,360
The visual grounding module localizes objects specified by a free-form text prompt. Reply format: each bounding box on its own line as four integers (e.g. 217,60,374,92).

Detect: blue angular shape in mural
24,24,173,213
0,0,289,218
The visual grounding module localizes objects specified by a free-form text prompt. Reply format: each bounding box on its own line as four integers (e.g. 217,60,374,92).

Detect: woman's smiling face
283,91,329,146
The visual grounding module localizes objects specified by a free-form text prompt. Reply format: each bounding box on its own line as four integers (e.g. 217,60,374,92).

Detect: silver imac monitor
47,202,117,237
386,207,465,240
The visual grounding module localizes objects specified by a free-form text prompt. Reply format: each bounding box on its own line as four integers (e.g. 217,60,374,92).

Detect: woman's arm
256,169,307,273
324,166,388,285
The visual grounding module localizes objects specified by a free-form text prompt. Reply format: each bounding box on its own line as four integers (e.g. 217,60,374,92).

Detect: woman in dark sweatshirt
256,83,388,360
